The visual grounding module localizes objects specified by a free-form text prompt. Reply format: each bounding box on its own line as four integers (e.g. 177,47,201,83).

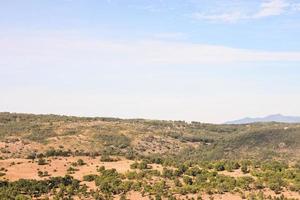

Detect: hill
1,112,300,200
225,114,300,124
1,112,300,162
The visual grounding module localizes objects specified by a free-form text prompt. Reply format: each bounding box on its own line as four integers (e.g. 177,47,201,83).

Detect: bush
37,171,49,177
37,158,47,165
214,162,225,171
45,148,71,157
130,161,151,170
0,176,80,199
77,159,85,166
95,168,123,194
26,153,36,160
67,167,79,174
237,176,254,190
162,168,174,179
183,176,193,185
100,155,118,162
186,167,202,176
241,165,249,174
83,174,98,182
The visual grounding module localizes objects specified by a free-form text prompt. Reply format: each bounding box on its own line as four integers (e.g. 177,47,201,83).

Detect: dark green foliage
45,148,71,157
0,176,80,199
130,161,152,170
214,162,225,171
95,168,124,194
100,154,118,162
83,174,98,182
93,133,130,149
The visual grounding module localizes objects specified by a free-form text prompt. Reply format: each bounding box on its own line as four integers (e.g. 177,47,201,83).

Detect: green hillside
0,112,299,162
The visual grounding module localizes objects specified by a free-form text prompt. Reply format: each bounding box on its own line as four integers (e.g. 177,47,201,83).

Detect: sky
1,0,300,123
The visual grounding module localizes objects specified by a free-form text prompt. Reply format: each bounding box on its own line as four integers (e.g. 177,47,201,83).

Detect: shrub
77,159,85,166
130,161,151,170
214,162,225,171
26,153,36,160
83,174,98,182
186,167,202,176
162,168,174,179
237,176,254,190
37,158,47,165
241,165,249,174
67,167,79,174
183,176,193,185
45,148,71,157
174,178,182,187
100,155,117,162
95,168,123,194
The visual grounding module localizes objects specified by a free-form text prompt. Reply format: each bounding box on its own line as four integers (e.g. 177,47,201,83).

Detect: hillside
1,112,300,162
1,112,300,200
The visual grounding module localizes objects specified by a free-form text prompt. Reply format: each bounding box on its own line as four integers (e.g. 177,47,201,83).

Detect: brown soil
0,156,134,181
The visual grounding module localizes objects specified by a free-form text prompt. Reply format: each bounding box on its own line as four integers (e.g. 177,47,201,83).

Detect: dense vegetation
0,176,81,200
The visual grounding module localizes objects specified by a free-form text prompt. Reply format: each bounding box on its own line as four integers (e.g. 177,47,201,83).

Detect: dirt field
0,156,134,181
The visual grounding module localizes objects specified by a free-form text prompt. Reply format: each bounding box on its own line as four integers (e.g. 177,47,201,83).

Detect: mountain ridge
225,114,300,124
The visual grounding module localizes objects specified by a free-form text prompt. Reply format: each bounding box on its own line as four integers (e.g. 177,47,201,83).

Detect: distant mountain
225,114,300,124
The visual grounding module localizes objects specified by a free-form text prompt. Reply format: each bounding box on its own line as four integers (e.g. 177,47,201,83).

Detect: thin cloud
128,4,161,12
1,35,300,68
152,32,187,40
292,3,300,11
253,0,290,18
193,11,245,23
193,0,295,23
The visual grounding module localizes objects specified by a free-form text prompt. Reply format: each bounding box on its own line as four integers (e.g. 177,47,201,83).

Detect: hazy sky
1,0,300,123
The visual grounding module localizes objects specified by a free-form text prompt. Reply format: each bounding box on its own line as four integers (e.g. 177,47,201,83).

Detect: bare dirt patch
0,156,134,181
218,169,252,178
